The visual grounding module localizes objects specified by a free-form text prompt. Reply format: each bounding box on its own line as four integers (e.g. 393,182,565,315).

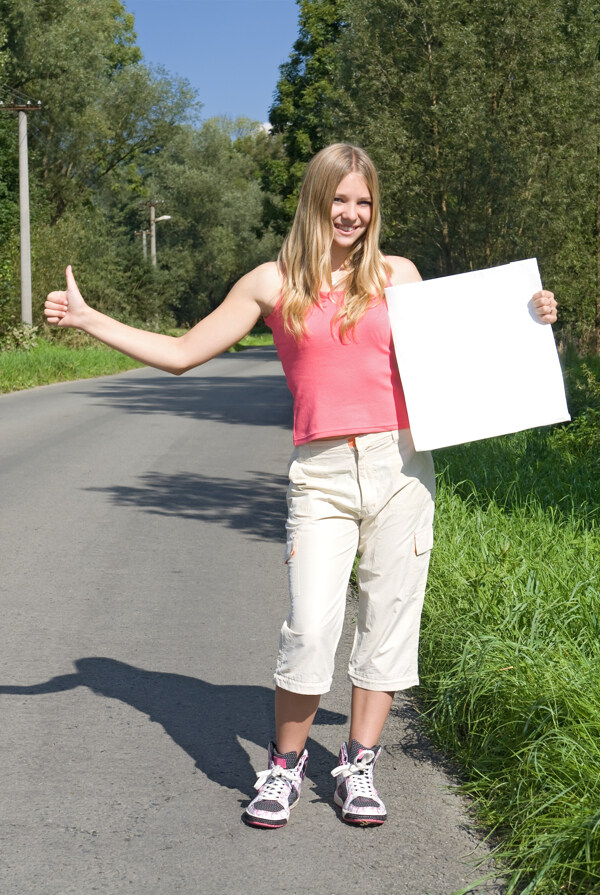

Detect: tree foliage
271,0,600,349
142,118,281,324
0,0,282,336
1,0,599,349
268,0,346,228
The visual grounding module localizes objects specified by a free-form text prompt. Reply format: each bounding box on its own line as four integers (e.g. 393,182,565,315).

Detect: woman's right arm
44,263,281,375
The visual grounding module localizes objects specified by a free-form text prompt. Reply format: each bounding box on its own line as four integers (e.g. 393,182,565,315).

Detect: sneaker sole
333,791,386,825
341,814,386,826
244,792,301,829
243,815,288,829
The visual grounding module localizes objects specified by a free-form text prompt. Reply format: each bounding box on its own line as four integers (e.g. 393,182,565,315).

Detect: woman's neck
330,246,351,273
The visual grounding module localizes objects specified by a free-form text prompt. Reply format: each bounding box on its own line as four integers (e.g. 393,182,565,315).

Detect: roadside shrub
1,324,39,351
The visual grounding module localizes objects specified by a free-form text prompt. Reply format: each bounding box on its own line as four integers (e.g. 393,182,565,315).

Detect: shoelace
331,749,377,796
253,765,297,795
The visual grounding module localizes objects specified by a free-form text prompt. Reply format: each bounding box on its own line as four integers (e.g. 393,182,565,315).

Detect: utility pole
139,200,171,267
0,92,42,325
149,201,157,266
134,229,149,260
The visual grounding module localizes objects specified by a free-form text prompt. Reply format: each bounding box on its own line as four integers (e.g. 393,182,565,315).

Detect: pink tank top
264,290,410,445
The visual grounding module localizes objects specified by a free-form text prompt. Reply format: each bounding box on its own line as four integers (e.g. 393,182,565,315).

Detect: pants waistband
295,429,408,459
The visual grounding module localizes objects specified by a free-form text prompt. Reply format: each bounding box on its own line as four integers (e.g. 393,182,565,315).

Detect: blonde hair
278,143,391,340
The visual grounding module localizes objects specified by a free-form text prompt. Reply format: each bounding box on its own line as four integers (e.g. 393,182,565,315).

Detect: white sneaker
245,742,309,828
331,740,387,825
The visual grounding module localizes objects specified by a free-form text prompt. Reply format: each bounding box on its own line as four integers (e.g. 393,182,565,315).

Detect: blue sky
124,0,300,124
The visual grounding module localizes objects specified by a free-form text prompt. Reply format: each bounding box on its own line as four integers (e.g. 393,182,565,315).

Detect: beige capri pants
274,429,436,695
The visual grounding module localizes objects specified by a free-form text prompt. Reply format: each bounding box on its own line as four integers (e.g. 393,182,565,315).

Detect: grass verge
227,332,274,351
0,342,143,394
418,356,600,894
0,331,274,394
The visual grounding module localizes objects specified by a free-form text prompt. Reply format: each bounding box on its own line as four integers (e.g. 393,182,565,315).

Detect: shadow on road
86,470,289,541
388,694,454,770
0,657,345,799
77,351,293,432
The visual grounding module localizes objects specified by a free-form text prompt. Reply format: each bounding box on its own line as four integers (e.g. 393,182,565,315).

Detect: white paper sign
385,259,570,451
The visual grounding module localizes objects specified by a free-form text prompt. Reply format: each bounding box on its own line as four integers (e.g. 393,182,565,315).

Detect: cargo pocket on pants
414,525,434,556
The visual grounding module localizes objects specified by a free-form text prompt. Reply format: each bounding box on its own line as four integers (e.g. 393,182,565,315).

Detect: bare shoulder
236,261,282,316
385,255,422,286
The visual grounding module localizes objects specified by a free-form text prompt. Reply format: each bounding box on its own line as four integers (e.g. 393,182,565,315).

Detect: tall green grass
0,331,274,394
419,354,600,894
0,342,143,393
227,331,274,351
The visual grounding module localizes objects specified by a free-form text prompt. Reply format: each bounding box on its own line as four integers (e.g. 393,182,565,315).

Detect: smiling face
330,172,373,258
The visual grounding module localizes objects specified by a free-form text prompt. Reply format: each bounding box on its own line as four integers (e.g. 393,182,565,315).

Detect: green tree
0,0,199,332
268,0,346,229
331,0,600,345
269,0,600,345
0,0,198,216
142,118,281,326
0,20,18,329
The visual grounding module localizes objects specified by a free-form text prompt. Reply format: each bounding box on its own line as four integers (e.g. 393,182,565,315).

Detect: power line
0,83,43,110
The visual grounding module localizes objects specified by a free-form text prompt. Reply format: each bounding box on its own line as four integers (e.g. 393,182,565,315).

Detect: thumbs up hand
45,266,87,328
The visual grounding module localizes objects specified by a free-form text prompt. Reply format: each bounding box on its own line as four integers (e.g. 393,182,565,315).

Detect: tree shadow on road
77,349,293,431
87,470,290,541
0,657,345,800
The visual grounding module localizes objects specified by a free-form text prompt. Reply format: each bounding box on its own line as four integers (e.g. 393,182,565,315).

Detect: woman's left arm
532,289,557,324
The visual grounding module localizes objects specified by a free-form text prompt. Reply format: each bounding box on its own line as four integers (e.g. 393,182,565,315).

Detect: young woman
45,143,558,830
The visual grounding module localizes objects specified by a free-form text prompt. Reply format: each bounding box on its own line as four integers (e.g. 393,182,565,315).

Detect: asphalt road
0,348,503,895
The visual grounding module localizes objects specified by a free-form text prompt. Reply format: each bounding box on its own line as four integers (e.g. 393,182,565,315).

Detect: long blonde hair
278,143,391,340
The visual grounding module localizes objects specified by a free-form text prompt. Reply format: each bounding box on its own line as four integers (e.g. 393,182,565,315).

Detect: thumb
65,265,83,302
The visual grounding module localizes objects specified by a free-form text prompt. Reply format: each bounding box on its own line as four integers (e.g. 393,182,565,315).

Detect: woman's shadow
0,657,345,803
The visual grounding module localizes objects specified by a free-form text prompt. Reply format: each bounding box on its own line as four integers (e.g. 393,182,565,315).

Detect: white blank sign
385,259,570,451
